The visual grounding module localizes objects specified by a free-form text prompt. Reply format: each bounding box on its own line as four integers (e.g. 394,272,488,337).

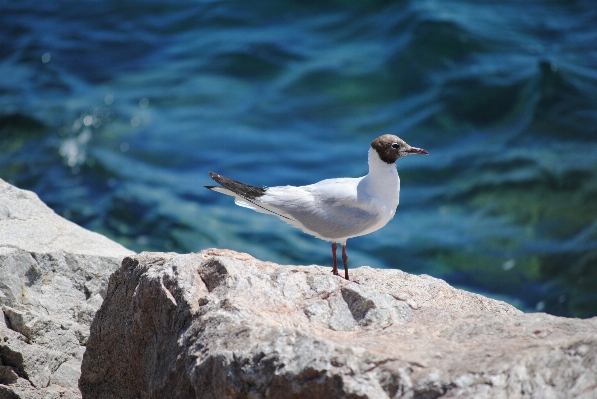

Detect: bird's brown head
371,134,428,164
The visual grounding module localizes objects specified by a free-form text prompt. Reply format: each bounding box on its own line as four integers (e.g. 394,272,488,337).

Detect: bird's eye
391,143,399,149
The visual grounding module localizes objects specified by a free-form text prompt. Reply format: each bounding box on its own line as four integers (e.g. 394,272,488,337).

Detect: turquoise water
2,0,597,317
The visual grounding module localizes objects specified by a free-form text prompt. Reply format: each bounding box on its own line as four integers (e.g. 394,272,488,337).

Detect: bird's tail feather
205,186,236,197
205,172,301,227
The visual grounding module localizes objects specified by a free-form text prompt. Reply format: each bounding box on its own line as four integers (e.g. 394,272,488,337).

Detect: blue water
2,0,597,317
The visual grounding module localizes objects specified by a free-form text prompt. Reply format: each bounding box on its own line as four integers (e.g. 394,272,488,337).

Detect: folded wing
206,173,381,242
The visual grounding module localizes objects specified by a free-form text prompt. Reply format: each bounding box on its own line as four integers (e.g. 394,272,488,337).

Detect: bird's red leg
342,244,349,280
331,242,339,276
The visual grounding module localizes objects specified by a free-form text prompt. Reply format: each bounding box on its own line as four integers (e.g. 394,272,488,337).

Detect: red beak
406,146,429,155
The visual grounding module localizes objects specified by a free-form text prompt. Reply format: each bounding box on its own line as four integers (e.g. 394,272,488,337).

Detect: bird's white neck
367,147,398,175
359,148,400,210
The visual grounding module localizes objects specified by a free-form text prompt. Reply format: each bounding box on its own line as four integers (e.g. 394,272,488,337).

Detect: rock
80,250,597,399
0,179,134,398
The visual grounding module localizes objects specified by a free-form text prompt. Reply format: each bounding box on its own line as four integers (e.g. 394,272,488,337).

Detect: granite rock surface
80,250,597,399
0,179,134,399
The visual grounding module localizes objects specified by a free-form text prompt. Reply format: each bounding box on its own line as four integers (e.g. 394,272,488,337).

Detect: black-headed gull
206,134,428,280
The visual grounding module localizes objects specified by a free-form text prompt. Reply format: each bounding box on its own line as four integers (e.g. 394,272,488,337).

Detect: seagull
205,134,428,280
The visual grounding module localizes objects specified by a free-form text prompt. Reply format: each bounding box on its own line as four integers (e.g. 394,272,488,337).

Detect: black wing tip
205,171,266,199
207,171,226,187
207,172,224,189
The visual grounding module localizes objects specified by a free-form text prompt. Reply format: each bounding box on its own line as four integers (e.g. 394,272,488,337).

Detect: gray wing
260,179,381,241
